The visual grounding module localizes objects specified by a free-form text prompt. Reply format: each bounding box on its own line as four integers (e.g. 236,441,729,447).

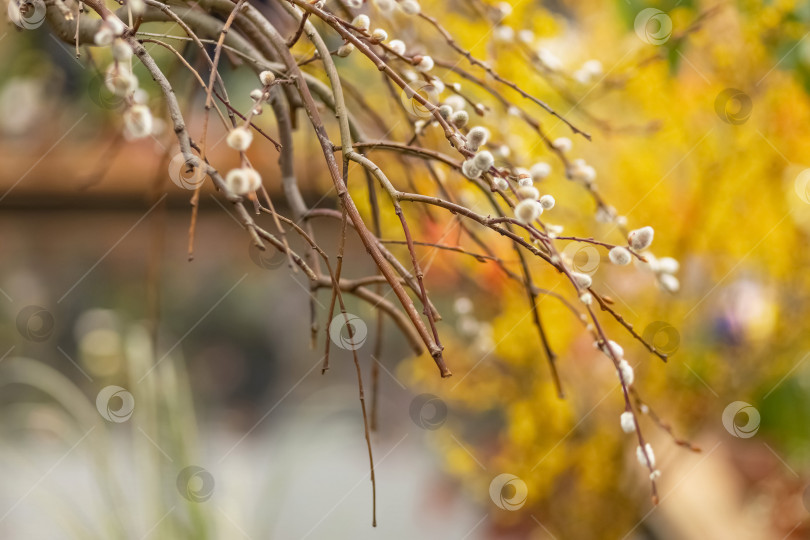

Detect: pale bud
123,104,153,139
415,55,434,72
530,162,551,181
450,110,469,128
461,160,481,179
226,126,253,151
628,226,654,251
352,14,370,31
388,39,406,55
514,199,542,223
608,246,632,266
659,273,680,293
552,137,572,152
259,70,275,85
620,411,635,433
571,272,592,289
517,186,539,200
618,359,634,386
636,443,655,468
226,167,262,195
399,0,420,14
472,150,494,171
539,194,555,210
493,177,508,190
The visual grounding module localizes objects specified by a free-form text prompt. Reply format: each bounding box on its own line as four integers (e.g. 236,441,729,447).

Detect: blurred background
2,0,810,538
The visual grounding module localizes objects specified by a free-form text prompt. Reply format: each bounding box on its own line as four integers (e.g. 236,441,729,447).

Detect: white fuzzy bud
445,95,465,111
628,226,654,251
604,340,624,359
530,162,551,181
537,47,562,70
128,0,145,15
552,137,572,152
94,25,115,46
225,167,262,195
123,105,153,139
517,29,534,44
571,161,596,183
438,105,453,119
415,55,434,72
493,177,508,190
636,443,655,468
399,0,420,14
111,38,132,62
656,257,680,274
539,194,555,210
579,292,593,305
226,126,253,152
346,0,362,8
259,71,275,85
352,14,370,30
583,59,603,77
371,28,388,41
250,89,265,101
517,186,539,200
373,0,395,13
493,25,515,43
388,39,406,55
472,150,494,171
105,64,138,96
461,160,481,179
608,246,632,266
571,271,592,289
659,273,680,293
106,16,126,36
132,88,148,105
450,110,469,128
620,411,635,433
618,359,634,386
336,43,355,57
514,199,542,223
466,126,489,149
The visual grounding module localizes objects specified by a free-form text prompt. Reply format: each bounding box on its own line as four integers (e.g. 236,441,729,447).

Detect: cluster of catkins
95,12,155,140
221,71,277,196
